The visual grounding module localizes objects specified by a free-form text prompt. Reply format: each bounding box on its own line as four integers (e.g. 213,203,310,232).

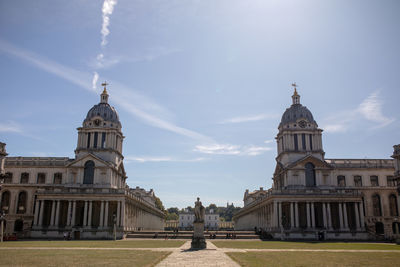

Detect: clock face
299,120,307,128
94,119,101,126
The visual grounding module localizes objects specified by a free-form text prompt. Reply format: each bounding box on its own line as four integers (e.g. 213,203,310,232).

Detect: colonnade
33,199,125,228
257,200,365,231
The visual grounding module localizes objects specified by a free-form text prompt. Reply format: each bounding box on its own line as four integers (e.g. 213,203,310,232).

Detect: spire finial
291,82,300,104
100,81,109,103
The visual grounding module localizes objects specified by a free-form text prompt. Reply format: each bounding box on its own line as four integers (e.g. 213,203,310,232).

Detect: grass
212,240,400,250
0,240,184,248
0,249,170,267
227,251,400,267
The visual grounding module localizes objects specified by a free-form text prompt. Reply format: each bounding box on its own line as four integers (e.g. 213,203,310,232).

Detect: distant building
179,212,219,230
234,86,399,240
0,86,164,239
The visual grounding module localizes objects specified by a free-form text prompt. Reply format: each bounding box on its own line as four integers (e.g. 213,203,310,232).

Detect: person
63,231,67,240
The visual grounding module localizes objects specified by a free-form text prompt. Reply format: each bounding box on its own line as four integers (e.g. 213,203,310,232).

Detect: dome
85,102,120,125
280,104,316,126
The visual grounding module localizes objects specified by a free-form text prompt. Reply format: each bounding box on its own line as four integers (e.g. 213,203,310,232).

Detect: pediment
287,154,332,170
67,153,111,168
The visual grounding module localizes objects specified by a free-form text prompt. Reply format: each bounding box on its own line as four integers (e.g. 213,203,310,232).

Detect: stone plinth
191,222,206,249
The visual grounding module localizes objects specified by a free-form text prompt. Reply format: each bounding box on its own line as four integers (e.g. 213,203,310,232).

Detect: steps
125,230,260,240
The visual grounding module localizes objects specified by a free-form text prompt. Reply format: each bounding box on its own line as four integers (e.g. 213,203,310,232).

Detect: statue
194,197,205,223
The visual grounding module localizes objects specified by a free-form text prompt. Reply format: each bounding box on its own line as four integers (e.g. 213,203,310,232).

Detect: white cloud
264,139,274,144
0,39,212,142
321,90,395,133
101,0,117,47
357,90,395,128
92,71,99,90
0,121,22,133
194,143,272,156
220,113,279,124
125,156,206,163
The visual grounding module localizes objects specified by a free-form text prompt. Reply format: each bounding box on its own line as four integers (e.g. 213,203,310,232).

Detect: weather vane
291,82,298,89
101,81,108,89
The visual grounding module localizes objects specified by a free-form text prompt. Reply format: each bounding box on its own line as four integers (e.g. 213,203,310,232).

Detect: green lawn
212,240,400,250
0,240,184,248
0,249,170,267
227,251,400,267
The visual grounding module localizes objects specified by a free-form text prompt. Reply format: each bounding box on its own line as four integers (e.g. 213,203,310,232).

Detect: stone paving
156,241,241,267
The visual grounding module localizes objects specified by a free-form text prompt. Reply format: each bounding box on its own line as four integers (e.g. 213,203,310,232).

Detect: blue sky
1,0,399,208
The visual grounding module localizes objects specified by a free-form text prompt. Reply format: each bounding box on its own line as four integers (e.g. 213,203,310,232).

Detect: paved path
156,241,240,267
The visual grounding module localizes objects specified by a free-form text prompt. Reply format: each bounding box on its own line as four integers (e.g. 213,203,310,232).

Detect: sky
0,0,399,209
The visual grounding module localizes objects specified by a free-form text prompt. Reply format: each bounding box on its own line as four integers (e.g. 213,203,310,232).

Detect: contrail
101,0,117,47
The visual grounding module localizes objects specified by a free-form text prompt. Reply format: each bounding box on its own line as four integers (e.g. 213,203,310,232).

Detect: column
311,202,315,228
359,202,365,229
38,200,44,226
117,201,121,228
278,202,282,227
295,202,299,228
322,203,327,228
55,200,60,227
327,203,332,229
83,201,88,227
354,202,360,230
33,200,40,226
397,196,400,217
50,200,56,226
120,201,125,228
67,201,72,226
338,203,344,230
104,201,109,227
290,202,294,229
273,201,278,228
343,203,349,230
99,201,104,227
71,200,77,227
88,201,93,227
306,202,311,228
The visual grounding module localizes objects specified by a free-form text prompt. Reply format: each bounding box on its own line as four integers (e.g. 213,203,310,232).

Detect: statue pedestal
191,222,206,249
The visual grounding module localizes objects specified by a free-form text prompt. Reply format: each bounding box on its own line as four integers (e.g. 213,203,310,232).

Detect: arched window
1,191,10,214
83,160,95,184
305,162,316,187
20,172,29,183
4,172,12,183
389,194,398,216
372,194,382,217
54,173,62,184
17,191,27,214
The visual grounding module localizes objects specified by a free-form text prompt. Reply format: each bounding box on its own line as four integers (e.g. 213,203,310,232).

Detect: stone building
0,86,164,239
179,212,219,230
234,86,399,240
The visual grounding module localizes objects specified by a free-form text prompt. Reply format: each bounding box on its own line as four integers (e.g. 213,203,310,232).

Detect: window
302,133,306,150
372,194,382,216
4,172,12,183
370,176,379,187
37,173,46,184
17,191,27,214
354,176,362,187
20,172,29,183
337,175,346,187
83,161,95,184
1,191,10,214
101,132,106,148
387,176,396,187
389,195,398,216
305,162,316,187
94,132,98,148
309,134,313,150
87,133,91,148
294,134,298,151
54,173,62,184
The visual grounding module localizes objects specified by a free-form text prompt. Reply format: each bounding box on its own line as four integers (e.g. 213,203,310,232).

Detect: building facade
0,86,164,239
234,87,399,240
179,213,220,230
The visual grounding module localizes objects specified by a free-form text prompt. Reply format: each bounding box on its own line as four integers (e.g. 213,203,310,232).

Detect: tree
154,197,165,211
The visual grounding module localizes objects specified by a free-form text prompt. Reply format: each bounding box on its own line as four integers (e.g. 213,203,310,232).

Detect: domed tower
75,82,124,166
276,84,324,167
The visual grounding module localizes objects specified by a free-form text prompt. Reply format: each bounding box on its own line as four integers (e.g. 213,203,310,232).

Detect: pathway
156,241,240,267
